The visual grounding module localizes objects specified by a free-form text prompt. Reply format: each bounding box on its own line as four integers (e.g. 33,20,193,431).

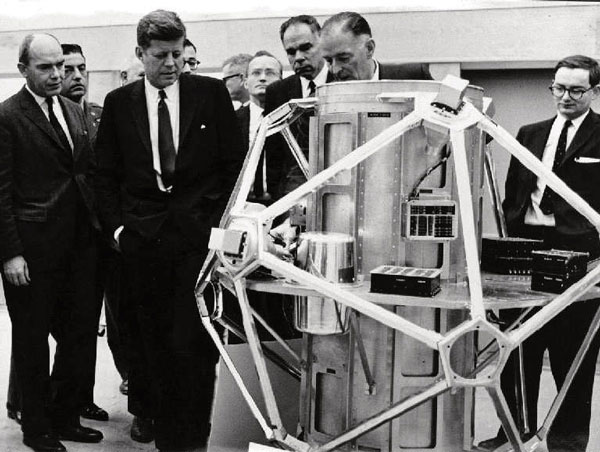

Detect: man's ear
135,46,144,62
365,38,376,59
17,62,28,78
243,77,249,90
591,85,600,100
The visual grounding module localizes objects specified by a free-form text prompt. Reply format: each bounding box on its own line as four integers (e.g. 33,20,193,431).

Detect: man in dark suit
478,55,600,452
320,11,432,82
264,15,334,202
0,33,103,452
94,10,243,452
237,51,282,204
59,43,110,422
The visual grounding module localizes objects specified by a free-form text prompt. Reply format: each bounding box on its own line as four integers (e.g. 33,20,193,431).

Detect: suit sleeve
0,107,24,261
94,90,123,237
264,82,289,201
501,127,526,232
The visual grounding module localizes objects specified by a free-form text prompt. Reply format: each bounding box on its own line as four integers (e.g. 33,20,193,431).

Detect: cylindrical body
299,80,485,452
294,232,355,335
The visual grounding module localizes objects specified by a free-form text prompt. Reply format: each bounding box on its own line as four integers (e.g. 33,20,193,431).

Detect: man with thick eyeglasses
182,38,199,74
221,53,252,110
479,55,600,452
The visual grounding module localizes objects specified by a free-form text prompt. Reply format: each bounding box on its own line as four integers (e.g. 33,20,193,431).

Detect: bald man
0,33,102,451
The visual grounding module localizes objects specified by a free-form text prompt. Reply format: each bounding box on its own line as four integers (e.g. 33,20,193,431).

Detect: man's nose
295,50,305,62
164,53,175,66
73,68,83,80
331,61,342,75
50,65,62,78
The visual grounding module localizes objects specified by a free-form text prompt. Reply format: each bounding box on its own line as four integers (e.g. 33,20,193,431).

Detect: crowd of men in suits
0,6,599,452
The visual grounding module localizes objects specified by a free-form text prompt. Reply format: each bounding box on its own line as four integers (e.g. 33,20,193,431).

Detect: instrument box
531,249,589,275
531,249,589,293
370,265,441,297
481,237,545,274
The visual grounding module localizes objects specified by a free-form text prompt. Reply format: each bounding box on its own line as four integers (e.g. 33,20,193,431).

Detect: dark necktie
158,90,176,188
539,119,572,214
46,97,71,152
308,80,316,97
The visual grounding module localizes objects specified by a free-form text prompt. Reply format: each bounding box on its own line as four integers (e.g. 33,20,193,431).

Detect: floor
1,301,600,452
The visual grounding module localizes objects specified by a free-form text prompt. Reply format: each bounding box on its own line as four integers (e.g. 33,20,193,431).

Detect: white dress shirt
370,60,380,81
144,78,180,191
300,63,329,98
25,85,74,150
248,101,267,194
525,110,590,226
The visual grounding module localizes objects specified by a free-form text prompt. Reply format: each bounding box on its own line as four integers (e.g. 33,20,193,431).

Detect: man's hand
269,219,298,248
3,255,30,286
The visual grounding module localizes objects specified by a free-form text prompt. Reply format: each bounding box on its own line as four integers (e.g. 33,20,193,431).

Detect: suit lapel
560,110,600,167
238,106,250,151
19,87,65,150
130,80,152,154
290,75,302,100
179,74,202,149
530,118,554,160
59,96,81,160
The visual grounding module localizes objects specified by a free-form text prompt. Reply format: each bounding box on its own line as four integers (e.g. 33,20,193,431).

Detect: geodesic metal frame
194,78,600,452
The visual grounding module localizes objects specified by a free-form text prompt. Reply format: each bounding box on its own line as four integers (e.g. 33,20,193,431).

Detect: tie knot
564,119,572,129
159,90,167,101
46,96,54,107
308,80,316,94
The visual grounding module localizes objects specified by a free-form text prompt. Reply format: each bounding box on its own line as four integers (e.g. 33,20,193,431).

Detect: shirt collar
144,78,179,103
300,62,329,95
370,60,380,81
25,84,52,108
249,100,264,117
557,109,589,131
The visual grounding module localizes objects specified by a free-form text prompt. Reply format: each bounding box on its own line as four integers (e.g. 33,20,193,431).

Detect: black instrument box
531,249,589,293
370,265,441,297
481,236,545,275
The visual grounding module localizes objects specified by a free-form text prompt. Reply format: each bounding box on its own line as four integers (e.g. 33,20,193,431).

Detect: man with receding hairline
0,33,102,452
320,11,432,82
95,9,243,452
237,50,282,204
221,53,252,110
264,14,334,202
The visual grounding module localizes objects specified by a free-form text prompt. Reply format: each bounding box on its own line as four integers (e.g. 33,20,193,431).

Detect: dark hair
248,50,283,76
19,33,60,65
322,11,371,37
61,43,84,58
222,53,252,71
184,38,196,53
279,15,321,42
137,10,186,49
555,55,600,87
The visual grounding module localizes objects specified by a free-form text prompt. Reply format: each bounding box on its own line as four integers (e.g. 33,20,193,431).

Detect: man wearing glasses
221,53,252,110
182,38,199,74
479,55,600,452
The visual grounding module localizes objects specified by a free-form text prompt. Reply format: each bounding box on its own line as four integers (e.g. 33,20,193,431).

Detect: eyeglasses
222,73,243,82
184,59,199,70
549,85,594,100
